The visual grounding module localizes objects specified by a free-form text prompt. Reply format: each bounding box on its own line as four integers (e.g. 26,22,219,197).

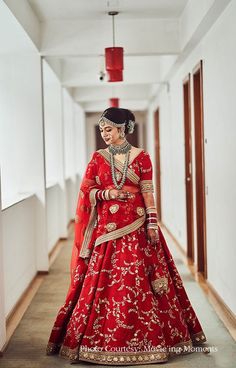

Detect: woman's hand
147,227,160,246
109,189,135,200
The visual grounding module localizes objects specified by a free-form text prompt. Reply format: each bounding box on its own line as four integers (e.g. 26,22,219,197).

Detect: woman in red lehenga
46,107,206,365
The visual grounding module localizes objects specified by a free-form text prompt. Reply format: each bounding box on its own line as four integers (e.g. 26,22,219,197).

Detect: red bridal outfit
46,149,206,365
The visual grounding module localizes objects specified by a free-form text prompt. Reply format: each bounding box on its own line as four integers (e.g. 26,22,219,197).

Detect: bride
46,107,206,365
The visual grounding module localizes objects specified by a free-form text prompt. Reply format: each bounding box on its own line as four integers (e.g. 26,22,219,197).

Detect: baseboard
1,230,71,355
160,223,236,341
48,236,68,267
2,272,45,354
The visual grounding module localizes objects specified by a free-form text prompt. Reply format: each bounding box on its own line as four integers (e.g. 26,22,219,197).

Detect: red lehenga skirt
46,224,206,365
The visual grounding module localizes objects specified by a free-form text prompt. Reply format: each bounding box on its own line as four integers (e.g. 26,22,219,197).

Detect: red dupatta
70,153,100,283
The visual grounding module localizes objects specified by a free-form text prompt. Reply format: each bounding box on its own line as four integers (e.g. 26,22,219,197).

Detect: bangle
147,223,159,230
95,189,112,201
146,206,157,214
104,189,110,200
145,205,159,230
96,190,102,201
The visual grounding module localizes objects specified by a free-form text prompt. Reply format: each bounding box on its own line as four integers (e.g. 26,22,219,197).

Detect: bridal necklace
108,140,132,190
108,139,131,155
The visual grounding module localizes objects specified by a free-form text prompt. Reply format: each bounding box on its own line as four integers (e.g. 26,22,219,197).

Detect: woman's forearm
142,192,159,229
142,192,156,209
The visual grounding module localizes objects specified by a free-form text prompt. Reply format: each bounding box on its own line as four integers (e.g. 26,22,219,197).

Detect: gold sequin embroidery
109,204,120,214
151,277,168,295
79,350,168,364
105,223,117,232
136,207,145,216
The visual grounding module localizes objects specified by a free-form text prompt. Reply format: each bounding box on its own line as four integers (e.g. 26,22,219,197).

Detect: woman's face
99,123,123,145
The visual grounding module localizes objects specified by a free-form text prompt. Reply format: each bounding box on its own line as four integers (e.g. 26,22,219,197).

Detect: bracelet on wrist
96,189,112,201
147,223,159,230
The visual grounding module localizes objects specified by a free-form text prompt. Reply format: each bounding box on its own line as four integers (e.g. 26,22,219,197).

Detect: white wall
42,60,68,251
62,89,87,220
0,170,6,348
148,0,236,314
43,59,64,188
74,103,87,176
42,67,87,252
63,89,76,180
0,1,45,209
0,2,48,347
2,197,37,316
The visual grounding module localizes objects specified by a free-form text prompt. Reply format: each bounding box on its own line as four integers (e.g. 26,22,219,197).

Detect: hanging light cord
108,11,118,47
112,14,115,46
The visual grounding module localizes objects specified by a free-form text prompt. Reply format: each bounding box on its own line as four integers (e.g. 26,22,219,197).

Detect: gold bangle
107,189,111,200
104,189,110,200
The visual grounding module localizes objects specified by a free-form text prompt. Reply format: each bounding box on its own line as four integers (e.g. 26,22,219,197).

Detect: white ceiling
4,0,230,112
28,0,188,21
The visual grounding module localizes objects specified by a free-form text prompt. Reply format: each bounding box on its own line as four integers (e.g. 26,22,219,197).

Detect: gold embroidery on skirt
151,277,168,295
136,207,145,216
109,204,120,214
79,350,168,364
191,331,207,344
55,337,204,363
106,223,117,232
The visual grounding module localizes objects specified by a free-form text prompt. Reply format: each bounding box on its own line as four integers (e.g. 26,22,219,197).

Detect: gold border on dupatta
94,215,146,246
79,188,99,258
97,149,140,185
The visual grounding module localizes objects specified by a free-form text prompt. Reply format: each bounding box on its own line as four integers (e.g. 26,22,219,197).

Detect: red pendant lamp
109,98,119,107
105,11,124,82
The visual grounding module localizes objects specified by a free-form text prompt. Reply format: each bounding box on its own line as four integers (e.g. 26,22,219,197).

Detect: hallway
0,224,235,368
1,0,236,366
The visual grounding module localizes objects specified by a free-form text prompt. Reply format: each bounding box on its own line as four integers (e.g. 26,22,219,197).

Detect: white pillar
0,168,7,351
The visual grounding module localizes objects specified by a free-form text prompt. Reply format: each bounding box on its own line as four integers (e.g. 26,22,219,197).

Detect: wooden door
193,60,207,278
154,109,162,221
183,74,194,262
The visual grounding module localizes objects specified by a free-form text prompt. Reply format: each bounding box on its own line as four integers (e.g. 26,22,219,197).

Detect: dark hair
101,107,135,135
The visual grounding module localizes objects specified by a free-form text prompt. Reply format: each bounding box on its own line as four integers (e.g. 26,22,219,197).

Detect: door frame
154,108,162,222
183,73,194,263
192,60,207,279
